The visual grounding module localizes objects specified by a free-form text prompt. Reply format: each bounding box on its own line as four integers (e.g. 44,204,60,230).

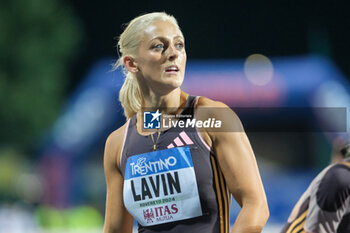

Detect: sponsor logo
130,156,177,176
143,204,178,223
143,209,154,223
143,110,161,129
167,131,193,148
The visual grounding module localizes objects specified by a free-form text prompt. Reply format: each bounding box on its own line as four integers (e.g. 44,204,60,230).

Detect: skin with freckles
103,19,269,233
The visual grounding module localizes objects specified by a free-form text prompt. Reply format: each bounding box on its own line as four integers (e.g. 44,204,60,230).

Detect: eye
152,43,164,50
175,42,184,50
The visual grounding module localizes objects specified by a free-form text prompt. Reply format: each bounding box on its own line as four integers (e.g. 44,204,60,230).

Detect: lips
165,65,179,72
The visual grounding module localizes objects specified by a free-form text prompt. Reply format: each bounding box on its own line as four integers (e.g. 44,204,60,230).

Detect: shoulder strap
180,95,196,117
340,161,350,168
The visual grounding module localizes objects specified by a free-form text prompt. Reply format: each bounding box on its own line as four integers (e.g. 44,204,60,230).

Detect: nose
167,44,179,61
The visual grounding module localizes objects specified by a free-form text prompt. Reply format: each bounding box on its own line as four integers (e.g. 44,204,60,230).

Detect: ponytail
119,72,142,119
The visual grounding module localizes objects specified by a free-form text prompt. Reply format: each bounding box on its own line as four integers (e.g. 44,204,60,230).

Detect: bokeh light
244,54,274,86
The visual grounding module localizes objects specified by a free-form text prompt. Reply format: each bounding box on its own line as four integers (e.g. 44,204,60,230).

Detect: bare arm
197,98,269,233
103,127,134,233
214,130,269,233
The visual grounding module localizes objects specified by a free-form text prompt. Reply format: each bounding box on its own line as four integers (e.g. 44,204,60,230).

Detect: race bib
123,146,202,226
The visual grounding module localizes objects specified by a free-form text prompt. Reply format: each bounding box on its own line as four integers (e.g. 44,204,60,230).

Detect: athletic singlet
280,157,350,233
120,96,231,233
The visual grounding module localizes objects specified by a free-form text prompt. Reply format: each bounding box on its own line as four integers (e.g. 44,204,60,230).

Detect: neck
142,88,187,114
135,89,189,135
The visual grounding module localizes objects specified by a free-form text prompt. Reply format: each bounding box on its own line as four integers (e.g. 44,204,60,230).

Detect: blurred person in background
102,12,269,233
280,137,350,233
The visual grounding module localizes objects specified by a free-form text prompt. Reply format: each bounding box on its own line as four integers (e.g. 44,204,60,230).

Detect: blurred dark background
67,0,349,92
1,0,349,232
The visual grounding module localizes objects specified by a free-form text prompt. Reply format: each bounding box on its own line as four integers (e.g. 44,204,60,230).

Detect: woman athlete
103,12,269,233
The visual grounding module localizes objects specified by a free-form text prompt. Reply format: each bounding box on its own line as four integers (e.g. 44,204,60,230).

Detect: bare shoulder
195,96,243,132
104,120,129,170
196,96,228,108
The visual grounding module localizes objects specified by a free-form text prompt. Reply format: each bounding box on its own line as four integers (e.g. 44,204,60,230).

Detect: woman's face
135,20,186,93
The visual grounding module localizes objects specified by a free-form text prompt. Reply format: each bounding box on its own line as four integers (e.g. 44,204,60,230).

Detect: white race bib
123,146,202,226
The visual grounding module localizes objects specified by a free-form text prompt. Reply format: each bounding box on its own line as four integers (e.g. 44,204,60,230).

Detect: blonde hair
113,12,180,119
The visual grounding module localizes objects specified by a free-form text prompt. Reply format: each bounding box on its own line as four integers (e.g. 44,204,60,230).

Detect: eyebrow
149,35,185,42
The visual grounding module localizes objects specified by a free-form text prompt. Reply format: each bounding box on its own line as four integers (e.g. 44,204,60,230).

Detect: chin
158,80,183,94
153,74,183,92
164,73,184,83
168,77,184,88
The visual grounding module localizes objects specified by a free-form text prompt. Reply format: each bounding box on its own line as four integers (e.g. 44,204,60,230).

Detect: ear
123,56,139,73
